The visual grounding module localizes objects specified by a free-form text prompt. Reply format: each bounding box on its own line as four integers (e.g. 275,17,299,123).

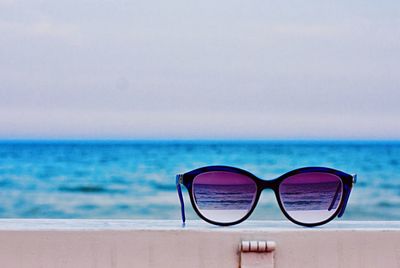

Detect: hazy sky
0,0,399,139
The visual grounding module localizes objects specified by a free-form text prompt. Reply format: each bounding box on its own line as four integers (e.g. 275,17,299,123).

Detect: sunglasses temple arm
176,175,186,224
338,174,357,218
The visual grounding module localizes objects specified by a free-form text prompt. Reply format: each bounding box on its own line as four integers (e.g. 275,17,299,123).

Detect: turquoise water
0,141,399,220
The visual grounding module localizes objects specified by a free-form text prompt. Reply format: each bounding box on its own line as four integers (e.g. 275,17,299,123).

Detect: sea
0,140,399,221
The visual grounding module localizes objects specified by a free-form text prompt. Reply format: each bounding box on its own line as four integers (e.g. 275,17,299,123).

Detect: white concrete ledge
0,220,399,268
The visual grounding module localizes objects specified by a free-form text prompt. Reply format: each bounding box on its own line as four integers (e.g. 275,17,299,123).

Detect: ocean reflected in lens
193,171,257,223
279,172,343,224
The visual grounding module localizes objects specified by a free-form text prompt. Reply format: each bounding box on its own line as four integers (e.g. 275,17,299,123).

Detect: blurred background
0,1,399,220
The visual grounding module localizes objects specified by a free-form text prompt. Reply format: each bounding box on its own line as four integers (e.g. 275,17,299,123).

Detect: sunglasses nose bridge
258,179,276,191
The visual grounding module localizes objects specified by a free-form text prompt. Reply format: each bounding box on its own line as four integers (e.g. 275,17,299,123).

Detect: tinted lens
192,171,257,223
279,172,343,224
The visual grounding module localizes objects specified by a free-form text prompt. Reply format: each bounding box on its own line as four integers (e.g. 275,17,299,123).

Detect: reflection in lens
193,171,257,223
279,172,343,224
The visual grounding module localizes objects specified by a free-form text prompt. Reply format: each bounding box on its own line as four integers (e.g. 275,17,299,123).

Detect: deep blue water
0,140,399,220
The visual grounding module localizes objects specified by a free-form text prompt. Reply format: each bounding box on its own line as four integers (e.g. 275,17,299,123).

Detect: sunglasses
176,166,357,227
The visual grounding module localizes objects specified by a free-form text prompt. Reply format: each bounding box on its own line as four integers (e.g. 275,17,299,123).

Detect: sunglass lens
279,172,343,224
192,171,257,224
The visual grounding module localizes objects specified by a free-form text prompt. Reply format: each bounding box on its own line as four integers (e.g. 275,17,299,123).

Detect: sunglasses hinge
176,174,183,184
352,174,357,184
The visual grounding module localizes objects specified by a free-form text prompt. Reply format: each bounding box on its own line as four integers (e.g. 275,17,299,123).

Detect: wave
58,185,125,194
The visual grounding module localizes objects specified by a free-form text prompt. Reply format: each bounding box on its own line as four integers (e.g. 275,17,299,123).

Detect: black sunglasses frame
176,166,356,227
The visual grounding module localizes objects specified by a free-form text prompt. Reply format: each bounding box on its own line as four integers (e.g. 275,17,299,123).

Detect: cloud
0,0,399,138
31,21,80,40
0,19,82,45
0,0,16,6
0,107,399,139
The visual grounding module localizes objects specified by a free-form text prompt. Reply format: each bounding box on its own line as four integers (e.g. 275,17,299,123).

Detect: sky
0,0,399,139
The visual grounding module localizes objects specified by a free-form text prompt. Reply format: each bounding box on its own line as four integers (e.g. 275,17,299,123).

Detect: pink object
240,241,276,268
0,220,399,268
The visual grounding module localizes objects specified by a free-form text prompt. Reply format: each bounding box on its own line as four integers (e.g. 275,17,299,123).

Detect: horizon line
0,138,399,143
